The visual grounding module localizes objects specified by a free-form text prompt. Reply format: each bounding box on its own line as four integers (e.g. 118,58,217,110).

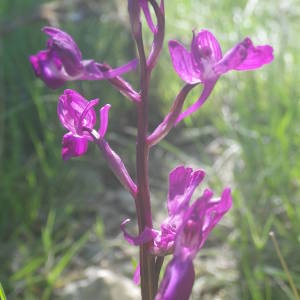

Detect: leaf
0,283,7,300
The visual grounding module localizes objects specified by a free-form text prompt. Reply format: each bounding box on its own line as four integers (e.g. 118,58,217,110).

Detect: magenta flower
151,166,206,255
169,29,274,122
121,165,231,293
121,166,231,254
30,27,137,89
120,166,205,252
155,258,195,300
58,89,110,160
155,187,232,300
152,166,231,256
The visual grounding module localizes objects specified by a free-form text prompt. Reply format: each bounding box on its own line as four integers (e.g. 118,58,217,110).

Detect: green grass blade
0,283,7,300
47,232,90,285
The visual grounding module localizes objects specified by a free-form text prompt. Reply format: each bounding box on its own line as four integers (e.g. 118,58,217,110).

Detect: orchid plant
30,1,273,299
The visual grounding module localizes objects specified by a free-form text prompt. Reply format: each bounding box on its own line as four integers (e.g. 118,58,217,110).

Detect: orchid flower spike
169,29,274,122
58,89,110,160
30,27,137,89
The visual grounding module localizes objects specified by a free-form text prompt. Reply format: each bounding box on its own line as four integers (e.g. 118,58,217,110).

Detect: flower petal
29,51,66,89
58,89,97,134
168,40,202,84
214,38,273,75
62,133,89,160
234,42,274,71
200,187,232,246
43,26,83,76
175,188,232,259
120,219,158,246
191,30,222,65
31,27,138,89
168,166,205,216
99,104,111,138
155,257,195,300
77,98,99,135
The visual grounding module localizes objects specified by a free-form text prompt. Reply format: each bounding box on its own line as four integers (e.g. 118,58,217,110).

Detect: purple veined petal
234,43,274,71
176,187,232,257
62,132,89,160
43,26,79,55
155,257,195,300
174,188,214,259
31,27,139,89
120,219,159,246
214,38,273,75
168,40,202,84
175,80,217,124
29,51,66,89
58,89,98,136
151,214,183,255
58,89,88,133
200,188,232,247
98,104,111,138
140,0,157,33
168,166,205,216
43,26,83,76
191,30,222,70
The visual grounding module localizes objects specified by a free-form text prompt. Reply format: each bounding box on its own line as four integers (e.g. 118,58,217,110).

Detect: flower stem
135,30,156,300
95,138,137,198
269,231,300,300
148,84,196,147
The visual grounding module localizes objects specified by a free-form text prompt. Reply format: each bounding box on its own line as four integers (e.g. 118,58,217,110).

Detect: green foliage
0,283,7,300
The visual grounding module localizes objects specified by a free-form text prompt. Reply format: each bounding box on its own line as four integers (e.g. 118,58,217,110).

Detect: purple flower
30,27,137,89
58,89,110,160
168,29,274,122
152,166,231,256
120,165,231,293
155,186,232,300
155,258,195,300
151,166,206,255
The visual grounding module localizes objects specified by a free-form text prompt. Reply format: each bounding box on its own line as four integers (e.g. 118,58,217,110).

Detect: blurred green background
1,0,300,299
